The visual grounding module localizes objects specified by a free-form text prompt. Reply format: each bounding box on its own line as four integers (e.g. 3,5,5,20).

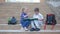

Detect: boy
30,8,44,31
20,8,30,31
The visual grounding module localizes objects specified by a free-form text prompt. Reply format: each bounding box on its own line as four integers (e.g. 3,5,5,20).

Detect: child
30,8,44,31
20,8,30,31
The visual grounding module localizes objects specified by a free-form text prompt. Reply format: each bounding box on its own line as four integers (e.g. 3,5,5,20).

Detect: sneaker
30,28,35,31
35,28,40,31
24,27,28,31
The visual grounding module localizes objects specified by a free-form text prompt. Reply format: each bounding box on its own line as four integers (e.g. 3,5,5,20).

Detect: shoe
35,28,40,31
24,27,28,31
30,28,35,31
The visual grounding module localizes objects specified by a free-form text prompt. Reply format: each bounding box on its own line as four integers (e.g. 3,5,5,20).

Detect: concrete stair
0,32,60,34
0,3,55,24
0,24,60,34
0,24,60,30
0,24,21,30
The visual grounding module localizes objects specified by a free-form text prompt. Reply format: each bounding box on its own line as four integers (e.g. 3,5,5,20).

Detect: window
5,0,40,3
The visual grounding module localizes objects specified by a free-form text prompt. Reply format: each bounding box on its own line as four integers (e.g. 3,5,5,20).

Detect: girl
20,8,30,31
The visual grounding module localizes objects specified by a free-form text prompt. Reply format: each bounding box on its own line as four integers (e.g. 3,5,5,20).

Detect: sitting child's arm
24,15,28,18
38,14,44,21
21,13,28,19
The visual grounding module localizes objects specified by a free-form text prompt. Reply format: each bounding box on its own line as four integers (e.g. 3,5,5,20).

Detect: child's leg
39,21,43,26
34,21,40,29
22,21,31,31
38,21,43,30
30,21,36,31
25,21,31,28
31,21,35,28
32,21,40,31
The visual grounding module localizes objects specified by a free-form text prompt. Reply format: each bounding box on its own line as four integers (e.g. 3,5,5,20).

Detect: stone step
0,30,60,34
0,24,21,30
0,3,60,24
0,24,60,30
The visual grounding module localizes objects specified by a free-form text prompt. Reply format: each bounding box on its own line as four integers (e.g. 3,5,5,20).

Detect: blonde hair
21,7,29,11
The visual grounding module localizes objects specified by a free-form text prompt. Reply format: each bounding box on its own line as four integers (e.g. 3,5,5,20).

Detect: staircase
0,2,60,34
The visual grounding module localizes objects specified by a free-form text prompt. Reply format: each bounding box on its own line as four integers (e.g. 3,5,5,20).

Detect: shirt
33,13,44,25
33,13,43,20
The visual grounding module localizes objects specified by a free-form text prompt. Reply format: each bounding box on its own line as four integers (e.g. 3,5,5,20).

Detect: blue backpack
8,17,17,25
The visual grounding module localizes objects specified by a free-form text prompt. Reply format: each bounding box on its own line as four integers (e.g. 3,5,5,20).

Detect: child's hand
24,15,28,18
24,13,30,18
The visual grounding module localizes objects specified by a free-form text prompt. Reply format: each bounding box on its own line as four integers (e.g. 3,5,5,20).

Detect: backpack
46,14,57,25
8,17,17,25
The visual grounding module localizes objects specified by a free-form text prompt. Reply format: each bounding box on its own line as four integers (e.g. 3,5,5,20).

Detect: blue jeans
20,20,31,28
